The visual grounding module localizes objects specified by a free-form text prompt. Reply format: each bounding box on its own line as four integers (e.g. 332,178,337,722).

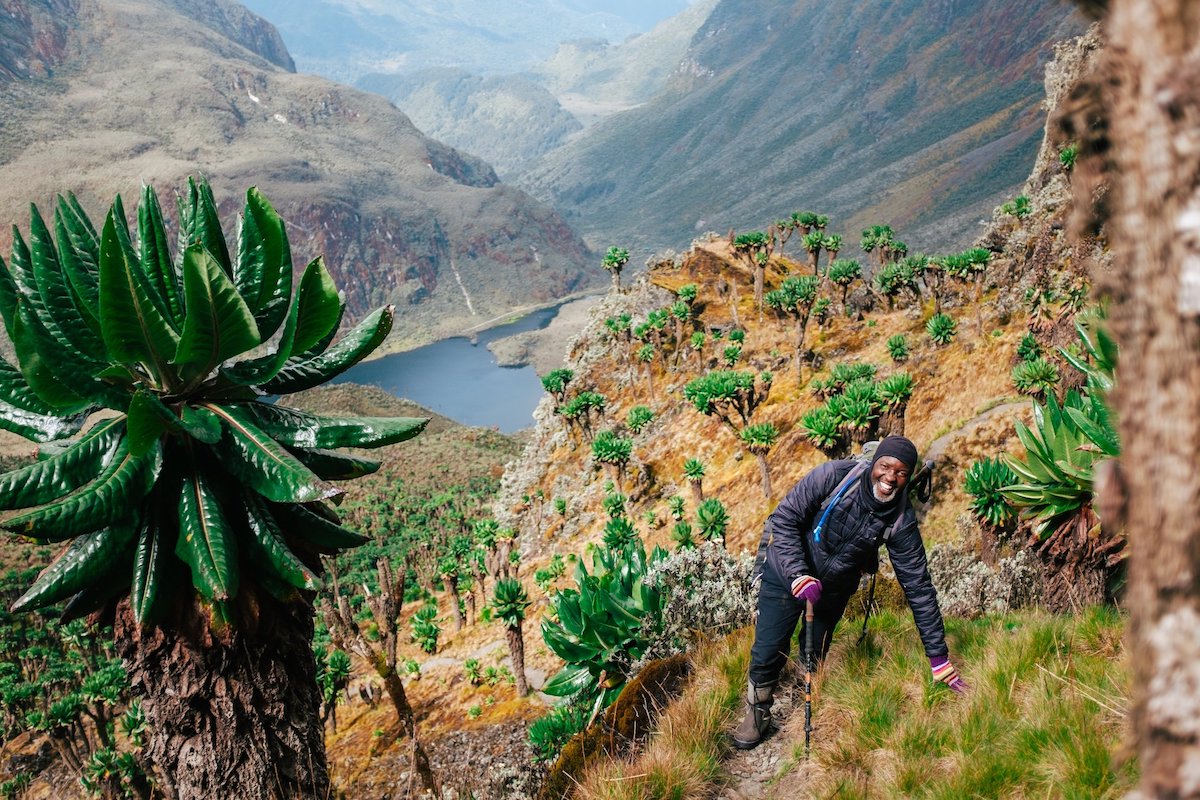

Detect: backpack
752,442,933,580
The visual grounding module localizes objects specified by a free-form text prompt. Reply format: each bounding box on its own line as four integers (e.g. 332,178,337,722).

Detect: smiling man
733,435,967,750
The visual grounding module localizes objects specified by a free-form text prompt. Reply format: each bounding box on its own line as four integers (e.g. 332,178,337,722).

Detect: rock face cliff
0,0,598,350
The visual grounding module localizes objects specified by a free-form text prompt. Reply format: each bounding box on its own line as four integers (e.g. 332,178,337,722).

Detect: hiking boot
731,682,774,750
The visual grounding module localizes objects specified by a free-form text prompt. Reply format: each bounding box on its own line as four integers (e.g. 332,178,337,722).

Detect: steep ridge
517,0,1088,255
0,0,598,351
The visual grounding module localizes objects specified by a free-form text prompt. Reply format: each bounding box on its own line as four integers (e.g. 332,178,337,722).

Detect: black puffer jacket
761,460,948,658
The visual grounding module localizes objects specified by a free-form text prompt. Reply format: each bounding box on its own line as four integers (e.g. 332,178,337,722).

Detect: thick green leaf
4,438,161,541
180,405,223,444
130,515,172,624
53,205,102,339
175,469,238,601
236,187,292,339
177,178,233,276
221,267,301,386
55,194,100,303
10,299,94,412
0,357,87,441
270,501,369,551
99,207,180,384
29,204,105,363
300,297,345,359
0,417,123,509
10,522,138,612
126,391,181,456
173,245,260,380
0,396,87,444
202,403,342,504
246,403,427,450
138,185,184,328
540,663,595,697
292,258,341,355
1064,407,1120,457
263,305,393,394
243,492,320,590
288,447,380,480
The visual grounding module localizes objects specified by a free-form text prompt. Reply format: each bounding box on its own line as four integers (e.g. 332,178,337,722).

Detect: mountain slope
0,0,598,350
516,0,1087,255
357,69,582,178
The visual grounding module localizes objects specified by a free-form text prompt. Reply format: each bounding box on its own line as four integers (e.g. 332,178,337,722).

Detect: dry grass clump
573,628,751,800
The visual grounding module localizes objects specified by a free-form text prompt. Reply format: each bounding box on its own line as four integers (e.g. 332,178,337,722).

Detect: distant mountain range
516,0,1089,254
0,0,599,351
237,0,696,82
251,0,1086,257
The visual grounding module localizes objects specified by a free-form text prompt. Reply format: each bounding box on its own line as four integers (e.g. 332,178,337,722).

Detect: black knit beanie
872,435,918,472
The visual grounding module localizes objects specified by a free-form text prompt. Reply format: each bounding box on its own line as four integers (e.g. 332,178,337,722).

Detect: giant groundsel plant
0,178,425,623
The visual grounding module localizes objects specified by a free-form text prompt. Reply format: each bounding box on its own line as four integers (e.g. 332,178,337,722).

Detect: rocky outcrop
0,0,80,81
166,0,295,71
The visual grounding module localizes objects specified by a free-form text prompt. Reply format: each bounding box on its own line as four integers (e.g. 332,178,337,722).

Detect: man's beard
871,478,899,503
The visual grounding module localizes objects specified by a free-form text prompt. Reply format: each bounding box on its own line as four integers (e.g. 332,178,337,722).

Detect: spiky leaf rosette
0,179,426,624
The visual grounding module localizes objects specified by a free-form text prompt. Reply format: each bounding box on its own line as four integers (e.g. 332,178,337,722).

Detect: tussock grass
572,608,1135,799
574,628,751,800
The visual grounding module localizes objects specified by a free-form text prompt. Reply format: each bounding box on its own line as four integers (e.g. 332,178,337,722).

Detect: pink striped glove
790,575,822,605
930,656,967,693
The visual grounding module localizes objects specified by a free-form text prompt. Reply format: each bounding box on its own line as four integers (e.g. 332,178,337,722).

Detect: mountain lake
334,305,565,433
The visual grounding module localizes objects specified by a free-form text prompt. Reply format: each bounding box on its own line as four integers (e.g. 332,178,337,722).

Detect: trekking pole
804,599,815,759
856,572,877,647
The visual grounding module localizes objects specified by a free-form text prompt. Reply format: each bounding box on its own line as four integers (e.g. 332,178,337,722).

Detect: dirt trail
922,400,1029,465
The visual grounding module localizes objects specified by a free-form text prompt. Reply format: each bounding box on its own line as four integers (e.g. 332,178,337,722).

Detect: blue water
333,305,565,433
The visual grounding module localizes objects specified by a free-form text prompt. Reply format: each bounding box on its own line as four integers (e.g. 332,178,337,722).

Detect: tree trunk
1065,4,1200,796
379,666,439,792
754,453,772,499
112,591,329,800
446,575,465,632
689,479,703,508
610,270,621,294
506,625,529,697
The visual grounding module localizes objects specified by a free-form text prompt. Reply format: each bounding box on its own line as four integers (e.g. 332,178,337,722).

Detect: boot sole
730,726,774,750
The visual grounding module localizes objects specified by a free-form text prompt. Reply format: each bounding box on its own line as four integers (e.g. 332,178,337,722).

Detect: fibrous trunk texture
112,592,328,800
506,626,529,697
1066,3,1200,796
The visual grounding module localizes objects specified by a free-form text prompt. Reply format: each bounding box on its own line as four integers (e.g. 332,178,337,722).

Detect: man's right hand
791,575,822,605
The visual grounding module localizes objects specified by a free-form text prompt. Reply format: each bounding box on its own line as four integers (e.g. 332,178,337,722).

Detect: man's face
870,455,911,503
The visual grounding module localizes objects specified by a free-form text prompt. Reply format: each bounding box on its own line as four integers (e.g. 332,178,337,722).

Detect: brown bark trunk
112,591,329,800
755,453,772,499
379,667,439,792
689,480,703,508
505,626,529,697
1064,4,1200,796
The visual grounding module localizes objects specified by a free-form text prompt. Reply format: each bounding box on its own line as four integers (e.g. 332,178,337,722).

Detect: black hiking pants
748,567,854,689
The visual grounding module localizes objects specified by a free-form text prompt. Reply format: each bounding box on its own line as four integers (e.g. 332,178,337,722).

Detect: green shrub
1016,332,1041,362
528,701,592,762
410,605,441,654
541,539,668,706
626,405,655,434
887,334,910,362
1011,357,1060,397
964,457,1018,529
926,313,957,345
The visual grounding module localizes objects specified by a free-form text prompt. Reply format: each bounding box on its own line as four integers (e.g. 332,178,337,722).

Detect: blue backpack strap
813,462,867,543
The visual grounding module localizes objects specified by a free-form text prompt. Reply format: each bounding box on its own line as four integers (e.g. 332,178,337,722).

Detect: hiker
733,435,967,750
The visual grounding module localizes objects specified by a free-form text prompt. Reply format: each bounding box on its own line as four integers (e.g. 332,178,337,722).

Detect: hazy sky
239,0,700,79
